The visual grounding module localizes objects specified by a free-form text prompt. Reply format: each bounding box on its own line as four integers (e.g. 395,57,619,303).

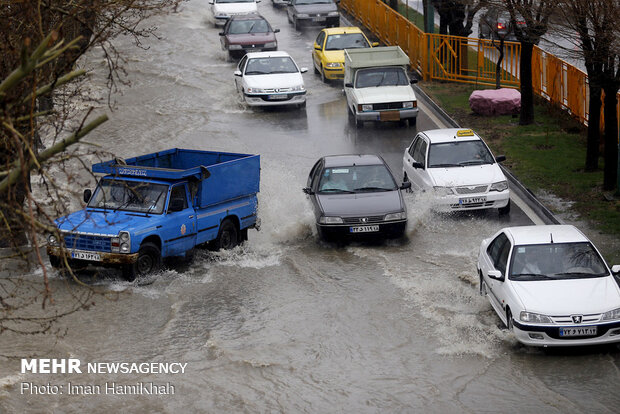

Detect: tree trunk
585,85,602,171
519,42,535,125
495,39,505,89
602,86,618,190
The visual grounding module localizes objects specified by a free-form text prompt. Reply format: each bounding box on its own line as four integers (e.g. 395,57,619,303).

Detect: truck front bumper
47,246,139,265
356,108,419,122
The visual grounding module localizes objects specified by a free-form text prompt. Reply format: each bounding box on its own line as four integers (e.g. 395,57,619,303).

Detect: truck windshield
355,67,408,88
88,179,169,214
318,165,397,193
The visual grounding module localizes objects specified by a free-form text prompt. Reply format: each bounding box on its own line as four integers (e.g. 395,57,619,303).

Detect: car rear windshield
318,165,397,193
325,33,369,50
228,19,270,34
428,140,495,168
354,67,408,88
88,179,168,214
509,242,609,281
245,57,298,74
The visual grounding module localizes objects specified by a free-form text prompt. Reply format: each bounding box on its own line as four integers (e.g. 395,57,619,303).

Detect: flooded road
1,2,619,412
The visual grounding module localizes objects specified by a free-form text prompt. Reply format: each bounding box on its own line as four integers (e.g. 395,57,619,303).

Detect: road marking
418,100,450,129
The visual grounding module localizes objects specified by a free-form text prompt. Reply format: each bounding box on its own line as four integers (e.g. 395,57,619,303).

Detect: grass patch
420,82,620,249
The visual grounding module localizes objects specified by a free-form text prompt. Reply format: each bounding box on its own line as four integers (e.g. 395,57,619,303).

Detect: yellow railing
340,0,620,130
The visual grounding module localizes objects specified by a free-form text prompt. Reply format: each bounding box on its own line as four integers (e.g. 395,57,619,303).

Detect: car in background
234,51,308,108
478,225,620,347
478,7,526,41
312,27,378,82
220,14,279,59
402,128,510,215
209,0,260,27
286,0,339,30
303,154,411,241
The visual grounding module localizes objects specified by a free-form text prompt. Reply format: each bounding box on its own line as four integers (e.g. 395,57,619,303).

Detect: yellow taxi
311,27,378,82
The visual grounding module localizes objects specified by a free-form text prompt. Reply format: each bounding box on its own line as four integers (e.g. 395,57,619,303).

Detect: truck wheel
409,117,417,126
355,118,364,128
123,242,161,281
214,219,238,250
49,255,62,269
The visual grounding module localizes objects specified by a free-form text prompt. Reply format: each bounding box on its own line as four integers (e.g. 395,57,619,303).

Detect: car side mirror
487,269,504,281
344,82,353,88
274,28,280,33
208,0,214,4
410,79,418,84
219,32,224,36
168,198,185,213
372,42,379,47
302,187,314,195
83,189,92,203
411,161,424,169
234,70,242,77
612,265,620,275
400,181,412,190
495,155,506,163
300,67,308,73
314,44,321,50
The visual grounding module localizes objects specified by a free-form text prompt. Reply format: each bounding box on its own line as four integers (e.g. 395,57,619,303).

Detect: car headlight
228,44,242,50
264,42,277,48
402,101,414,109
433,186,453,196
384,212,407,221
602,307,620,321
325,62,341,68
520,311,552,324
47,234,59,246
291,84,305,92
319,216,343,224
215,12,227,17
328,11,339,16
297,13,309,18
490,181,508,192
246,87,265,94
359,104,373,111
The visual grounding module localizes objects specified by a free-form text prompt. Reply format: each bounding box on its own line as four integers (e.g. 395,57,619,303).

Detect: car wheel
313,56,320,74
479,272,487,296
355,118,364,128
506,309,514,331
498,202,511,216
320,65,328,83
298,100,306,109
214,219,238,250
292,17,298,30
123,242,161,281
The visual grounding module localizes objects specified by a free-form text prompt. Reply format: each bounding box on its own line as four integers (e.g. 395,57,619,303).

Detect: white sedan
478,225,620,347
402,128,510,214
234,51,307,108
209,0,260,27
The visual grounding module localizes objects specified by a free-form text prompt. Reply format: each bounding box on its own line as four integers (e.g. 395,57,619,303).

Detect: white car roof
245,51,291,59
504,225,590,245
421,128,482,144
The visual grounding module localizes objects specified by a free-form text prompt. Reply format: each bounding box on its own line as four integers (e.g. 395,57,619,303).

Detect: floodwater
1,2,619,412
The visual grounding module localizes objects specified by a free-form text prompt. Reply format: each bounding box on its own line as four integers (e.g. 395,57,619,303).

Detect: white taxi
478,225,620,347
209,0,260,27
402,128,510,214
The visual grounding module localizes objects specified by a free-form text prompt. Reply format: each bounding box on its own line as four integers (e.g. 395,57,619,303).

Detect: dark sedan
303,155,410,241
286,0,339,30
220,14,279,59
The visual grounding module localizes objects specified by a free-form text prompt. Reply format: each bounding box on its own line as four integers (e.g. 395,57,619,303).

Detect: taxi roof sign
456,129,475,137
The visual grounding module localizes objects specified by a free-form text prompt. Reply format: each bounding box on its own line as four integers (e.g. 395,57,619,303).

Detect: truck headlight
319,216,343,224
120,243,130,253
47,234,59,246
519,311,552,324
359,104,372,112
325,62,341,68
403,101,414,109
228,44,242,50
433,186,453,196
602,308,620,321
490,181,508,192
120,232,130,242
384,212,407,221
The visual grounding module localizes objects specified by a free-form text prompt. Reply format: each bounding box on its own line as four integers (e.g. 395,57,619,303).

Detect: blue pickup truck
47,148,260,280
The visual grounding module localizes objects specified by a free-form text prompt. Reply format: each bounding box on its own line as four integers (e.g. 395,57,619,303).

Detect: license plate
70,251,102,261
313,17,326,22
379,111,400,121
459,196,486,205
559,326,597,337
350,225,379,233
268,94,288,100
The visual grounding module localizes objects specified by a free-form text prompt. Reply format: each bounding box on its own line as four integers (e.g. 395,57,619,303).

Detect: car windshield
228,19,270,34
325,33,369,50
427,140,495,168
245,56,298,74
318,165,397,194
509,242,609,281
88,179,168,214
354,67,408,88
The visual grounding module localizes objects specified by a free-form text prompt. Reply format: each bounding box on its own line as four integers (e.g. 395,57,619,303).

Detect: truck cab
47,148,260,280
343,46,418,128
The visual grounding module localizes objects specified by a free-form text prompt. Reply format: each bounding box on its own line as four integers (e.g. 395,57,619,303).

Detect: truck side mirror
344,82,353,88
411,161,424,169
83,189,92,203
400,182,411,190
302,187,314,195
168,198,185,213
487,269,504,281
495,155,506,163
